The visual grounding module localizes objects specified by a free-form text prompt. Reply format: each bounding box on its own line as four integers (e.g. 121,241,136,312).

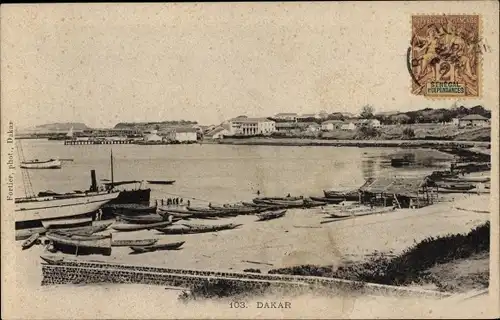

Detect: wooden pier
64,140,135,145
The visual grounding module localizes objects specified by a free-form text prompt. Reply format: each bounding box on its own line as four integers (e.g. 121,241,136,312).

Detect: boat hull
15,191,120,225
20,159,62,169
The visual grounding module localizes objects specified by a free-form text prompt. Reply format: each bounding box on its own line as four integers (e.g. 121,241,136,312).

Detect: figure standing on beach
257,190,260,196
187,200,191,207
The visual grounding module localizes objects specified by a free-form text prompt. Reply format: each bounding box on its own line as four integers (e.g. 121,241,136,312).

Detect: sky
2,2,498,129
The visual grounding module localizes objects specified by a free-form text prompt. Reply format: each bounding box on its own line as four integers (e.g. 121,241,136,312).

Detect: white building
144,130,163,142
341,122,358,131
239,118,276,135
306,123,321,132
451,118,460,126
274,113,298,121
228,116,248,135
172,128,198,142
458,114,490,128
321,120,344,131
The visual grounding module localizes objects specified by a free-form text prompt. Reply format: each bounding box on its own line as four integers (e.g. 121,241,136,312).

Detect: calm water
15,140,452,205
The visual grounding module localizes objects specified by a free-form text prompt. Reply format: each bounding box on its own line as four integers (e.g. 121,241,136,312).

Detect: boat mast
110,149,114,188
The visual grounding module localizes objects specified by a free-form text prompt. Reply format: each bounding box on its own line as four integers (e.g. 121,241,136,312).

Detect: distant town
16,105,492,144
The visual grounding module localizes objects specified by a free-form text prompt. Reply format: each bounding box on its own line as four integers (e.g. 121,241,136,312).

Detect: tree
360,105,375,119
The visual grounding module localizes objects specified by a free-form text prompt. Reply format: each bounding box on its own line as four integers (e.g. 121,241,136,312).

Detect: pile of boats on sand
318,204,398,224
18,195,333,256
429,172,491,194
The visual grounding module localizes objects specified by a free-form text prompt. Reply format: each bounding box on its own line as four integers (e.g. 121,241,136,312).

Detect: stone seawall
41,257,450,298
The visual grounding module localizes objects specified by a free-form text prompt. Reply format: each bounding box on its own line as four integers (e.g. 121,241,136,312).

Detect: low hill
19,122,90,134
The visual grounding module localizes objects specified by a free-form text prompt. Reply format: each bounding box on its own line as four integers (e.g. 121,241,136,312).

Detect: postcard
1,2,498,319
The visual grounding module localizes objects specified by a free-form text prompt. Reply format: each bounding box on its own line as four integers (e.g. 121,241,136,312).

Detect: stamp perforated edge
409,13,483,100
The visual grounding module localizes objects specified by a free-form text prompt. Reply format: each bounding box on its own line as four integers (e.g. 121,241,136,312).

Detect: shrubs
402,127,416,139
356,126,381,139
269,222,490,290
179,279,271,301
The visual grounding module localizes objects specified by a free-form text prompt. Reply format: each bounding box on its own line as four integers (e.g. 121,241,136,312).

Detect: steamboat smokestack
90,170,97,192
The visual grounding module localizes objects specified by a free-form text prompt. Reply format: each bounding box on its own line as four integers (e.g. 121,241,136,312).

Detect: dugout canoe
111,220,178,232
129,241,185,253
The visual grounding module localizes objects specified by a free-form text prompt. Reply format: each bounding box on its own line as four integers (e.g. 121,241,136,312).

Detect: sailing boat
15,143,120,229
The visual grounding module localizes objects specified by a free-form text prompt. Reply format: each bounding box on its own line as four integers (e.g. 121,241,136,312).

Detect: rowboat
155,223,242,235
112,239,158,247
111,220,178,232
146,180,176,185
309,196,345,204
20,159,62,169
129,241,185,253
22,233,40,250
253,196,303,202
105,203,158,214
256,209,287,221
117,214,167,224
45,232,112,255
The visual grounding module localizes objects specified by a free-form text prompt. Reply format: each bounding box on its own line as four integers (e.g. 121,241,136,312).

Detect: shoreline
216,137,490,149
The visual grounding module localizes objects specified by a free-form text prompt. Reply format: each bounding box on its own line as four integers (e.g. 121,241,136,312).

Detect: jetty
64,140,134,145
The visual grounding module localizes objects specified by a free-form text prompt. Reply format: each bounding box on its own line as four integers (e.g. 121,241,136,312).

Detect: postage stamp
410,15,481,98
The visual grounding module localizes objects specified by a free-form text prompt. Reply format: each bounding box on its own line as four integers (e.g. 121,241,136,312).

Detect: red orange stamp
410,15,481,98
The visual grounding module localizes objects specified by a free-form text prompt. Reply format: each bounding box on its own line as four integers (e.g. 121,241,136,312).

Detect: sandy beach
8,193,492,319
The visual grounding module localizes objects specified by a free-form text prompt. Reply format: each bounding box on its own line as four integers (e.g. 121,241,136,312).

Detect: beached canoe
309,196,345,204
22,233,40,250
112,220,178,232
155,223,242,235
437,182,476,191
328,207,396,219
50,232,111,241
323,190,359,201
256,209,287,221
129,241,185,253
16,227,47,241
157,210,193,219
42,217,93,230
117,214,167,224
55,222,113,237
112,239,158,247
45,232,112,255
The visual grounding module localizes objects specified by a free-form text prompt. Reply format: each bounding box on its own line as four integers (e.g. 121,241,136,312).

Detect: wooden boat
45,232,112,255
253,196,303,202
157,210,193,219
155,223,242,235
112,239,158,247
257,210,287,221
42,217,93,230
303,200,328,208
328,207,396,219
146,180,176,185
105,203,157,213
391,158,411,167
441,177,490,183
129,241,185,253
323,190,359,201
55,222,113,236
111,220,178,232
20,158,62,169
22,233,40,250
309,196,345,204
16,227,47,241
437,182,475,191
51,232,111,241
117,214,166,224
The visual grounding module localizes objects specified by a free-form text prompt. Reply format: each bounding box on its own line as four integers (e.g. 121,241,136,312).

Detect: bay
15,139,452,205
